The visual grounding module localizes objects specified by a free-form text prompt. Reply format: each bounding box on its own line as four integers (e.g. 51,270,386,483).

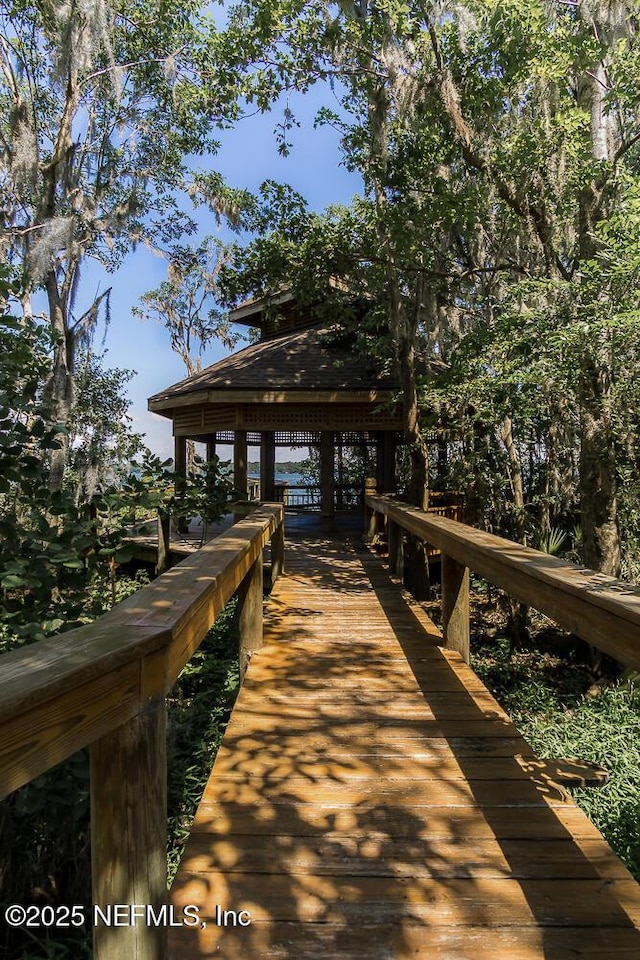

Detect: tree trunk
579,406,620,576
499,415,526,545
541,418,559,536
499,414,529,647
366,64,431,597
43,272,73,492
396,300,431,599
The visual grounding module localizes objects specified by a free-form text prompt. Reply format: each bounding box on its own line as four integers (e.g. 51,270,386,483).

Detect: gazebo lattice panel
239,404,404,432
213,431,262,445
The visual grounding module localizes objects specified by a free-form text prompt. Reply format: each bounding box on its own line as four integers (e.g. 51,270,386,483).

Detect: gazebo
147,291,404,517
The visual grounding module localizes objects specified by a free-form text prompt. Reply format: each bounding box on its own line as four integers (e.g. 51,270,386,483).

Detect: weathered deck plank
169,533,640,959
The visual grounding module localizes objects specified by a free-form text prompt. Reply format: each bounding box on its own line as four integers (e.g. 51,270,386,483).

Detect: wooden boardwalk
169,532,640,959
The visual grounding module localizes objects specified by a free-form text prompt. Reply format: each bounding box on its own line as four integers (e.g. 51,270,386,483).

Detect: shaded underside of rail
169,534,640,959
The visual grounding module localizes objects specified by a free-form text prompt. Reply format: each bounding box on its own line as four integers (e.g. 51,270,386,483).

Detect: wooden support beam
91,697,167,960
203,434,218,537
174,434,187,476
382,431,397,493
233,430,248,511
364,477,378,542
156,513,171,576
375,432,385,493
260,430,276,502
336,435,344,510
441,552,470,663
237,554,263,675
320,431,335,519
270,520,285,584
387,518,404,578
173,435,188,535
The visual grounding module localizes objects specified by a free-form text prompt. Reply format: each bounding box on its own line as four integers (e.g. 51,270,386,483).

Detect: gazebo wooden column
376,431,397,494
174,435,188,533
383,431,397,493
320,431,335,519
234,430,248,500
174,435,187,476
260,431,276,502
375,433,385,493
204,434,217,516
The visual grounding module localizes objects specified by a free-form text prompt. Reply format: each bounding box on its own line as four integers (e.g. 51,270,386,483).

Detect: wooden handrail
0,504,283,797
0,503,284,960
366,493,640,671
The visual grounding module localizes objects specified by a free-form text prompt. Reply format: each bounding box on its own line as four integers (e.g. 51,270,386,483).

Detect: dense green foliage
0,294,232,648
0,300,137,645
472,632,640,880
216,0,640,581
0,265,233,957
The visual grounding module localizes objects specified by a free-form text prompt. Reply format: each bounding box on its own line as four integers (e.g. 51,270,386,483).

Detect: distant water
275,472,305,484
248,472,306,485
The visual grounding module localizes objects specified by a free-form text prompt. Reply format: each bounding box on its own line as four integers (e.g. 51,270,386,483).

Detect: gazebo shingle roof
149,326,395,405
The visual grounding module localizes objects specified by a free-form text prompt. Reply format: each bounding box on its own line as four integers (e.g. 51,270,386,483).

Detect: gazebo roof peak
229,289,294,326
229,278,358,335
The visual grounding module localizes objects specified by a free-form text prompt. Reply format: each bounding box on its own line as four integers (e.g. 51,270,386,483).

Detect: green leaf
1,574,29,588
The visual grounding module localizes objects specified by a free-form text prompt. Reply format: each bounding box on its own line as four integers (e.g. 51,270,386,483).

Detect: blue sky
91,84,363,463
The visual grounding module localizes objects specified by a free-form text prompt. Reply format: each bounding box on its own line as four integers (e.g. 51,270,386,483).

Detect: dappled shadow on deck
169,532,640,959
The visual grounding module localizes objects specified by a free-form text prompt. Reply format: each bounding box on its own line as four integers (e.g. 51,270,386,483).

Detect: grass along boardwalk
169,529,640,959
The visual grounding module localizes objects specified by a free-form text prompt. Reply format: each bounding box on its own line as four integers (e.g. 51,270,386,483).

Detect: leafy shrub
473,637,640,880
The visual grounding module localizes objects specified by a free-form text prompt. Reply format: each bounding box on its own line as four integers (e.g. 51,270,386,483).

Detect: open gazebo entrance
150,289,407,522
183,428,400,518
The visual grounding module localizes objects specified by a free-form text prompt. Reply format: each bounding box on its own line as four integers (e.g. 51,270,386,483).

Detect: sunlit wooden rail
0,505,284,960
169,510,640,959
364,481,463,561
366,493,640,670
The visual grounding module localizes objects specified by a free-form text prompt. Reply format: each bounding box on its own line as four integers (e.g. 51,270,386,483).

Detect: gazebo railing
273,482,364,510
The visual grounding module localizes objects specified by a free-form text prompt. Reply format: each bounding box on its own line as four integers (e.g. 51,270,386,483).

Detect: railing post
237,553,264,675
387,518,404,578
271,518,285,584
156,512,171,575
91,697,167,960
364,477,378,542
441,552,470,663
